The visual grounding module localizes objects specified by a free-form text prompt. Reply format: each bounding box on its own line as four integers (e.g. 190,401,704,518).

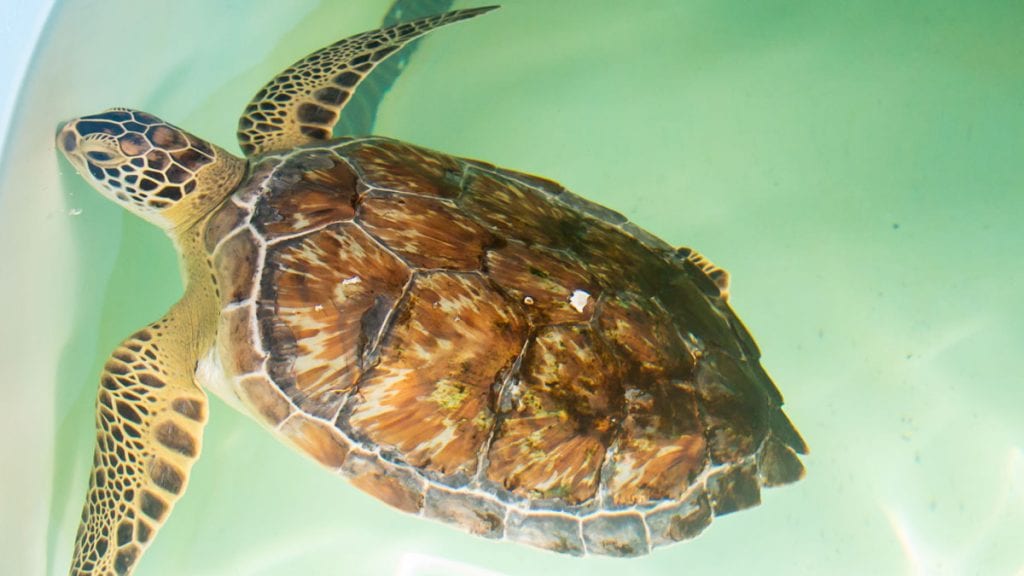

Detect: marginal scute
423,487,505,539
342,451,425,514
645,489,713,546
280,414,351,469
581,512,649,557
345,272,526,479
708,462,761,516
504,511,584,556
233,159,277,206
203,196,249,253
757,436,806,487
237,374,293,427
213,228,258,305
219,306,265,376
696,349,771,464
551,187,627,226
769,407,809,455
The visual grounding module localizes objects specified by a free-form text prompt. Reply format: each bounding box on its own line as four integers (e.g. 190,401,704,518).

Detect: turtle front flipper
69,318,207,576
236,6,498,157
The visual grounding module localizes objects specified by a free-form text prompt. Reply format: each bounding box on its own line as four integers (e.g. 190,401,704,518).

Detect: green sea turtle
56,7,806,575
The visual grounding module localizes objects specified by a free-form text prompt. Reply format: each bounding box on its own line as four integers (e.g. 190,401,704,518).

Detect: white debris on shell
569,289,590,313
342,276,362,285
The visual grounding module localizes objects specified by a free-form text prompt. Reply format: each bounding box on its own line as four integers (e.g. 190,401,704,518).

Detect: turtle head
57,108,245,231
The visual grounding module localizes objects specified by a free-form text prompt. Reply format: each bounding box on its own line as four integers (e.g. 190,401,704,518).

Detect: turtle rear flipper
69,316,207,576
236,6,498,157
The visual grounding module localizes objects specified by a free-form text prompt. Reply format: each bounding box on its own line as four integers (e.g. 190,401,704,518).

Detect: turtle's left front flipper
69,317,207,576
237,5,498,157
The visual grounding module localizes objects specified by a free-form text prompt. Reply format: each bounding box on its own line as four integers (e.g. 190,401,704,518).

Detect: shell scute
596,293,710,505
484,240,597,324
606,387,706,506
359,191,493,270
462,169,588,249
596,291,694,379
486,325,621,504
252,152,357,239
346,138,462,199
259,223,410,419
343,272,527,480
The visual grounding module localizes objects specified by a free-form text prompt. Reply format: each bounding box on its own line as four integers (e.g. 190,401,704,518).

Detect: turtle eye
81,145,124,168
86,150,115,162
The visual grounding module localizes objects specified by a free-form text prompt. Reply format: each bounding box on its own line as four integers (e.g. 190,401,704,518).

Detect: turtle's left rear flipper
236,6,498,157
68,317,206,576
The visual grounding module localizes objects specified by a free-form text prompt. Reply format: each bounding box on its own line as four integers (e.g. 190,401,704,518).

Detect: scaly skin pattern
57,110,237,576
62,224,223,576
56,108,245,230
68,320,207,575
237,6,499,157
205,137,808,557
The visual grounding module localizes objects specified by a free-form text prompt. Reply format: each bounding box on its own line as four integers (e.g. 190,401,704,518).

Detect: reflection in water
883,447,1023,575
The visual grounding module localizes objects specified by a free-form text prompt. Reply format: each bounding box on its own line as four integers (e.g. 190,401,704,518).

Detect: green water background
1,1,1022,574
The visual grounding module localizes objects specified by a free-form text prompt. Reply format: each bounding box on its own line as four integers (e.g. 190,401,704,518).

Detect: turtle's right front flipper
236,5,498,157
69,319,207,576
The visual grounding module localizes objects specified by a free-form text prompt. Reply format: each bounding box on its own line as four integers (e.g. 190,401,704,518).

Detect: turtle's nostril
57,125,78,153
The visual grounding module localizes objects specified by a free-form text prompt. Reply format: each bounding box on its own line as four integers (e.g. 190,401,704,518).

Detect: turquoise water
1,1,1022,574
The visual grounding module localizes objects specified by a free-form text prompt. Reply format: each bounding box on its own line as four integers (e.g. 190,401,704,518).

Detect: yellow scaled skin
57,115,244,575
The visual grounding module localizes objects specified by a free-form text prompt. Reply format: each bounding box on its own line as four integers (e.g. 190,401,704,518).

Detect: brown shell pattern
204,137,806,556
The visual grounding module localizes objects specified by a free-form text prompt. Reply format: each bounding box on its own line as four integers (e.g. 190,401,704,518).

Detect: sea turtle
56,6,807,575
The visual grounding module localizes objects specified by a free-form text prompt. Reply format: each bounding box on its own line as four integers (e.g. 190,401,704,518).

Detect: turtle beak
55,121,79,157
